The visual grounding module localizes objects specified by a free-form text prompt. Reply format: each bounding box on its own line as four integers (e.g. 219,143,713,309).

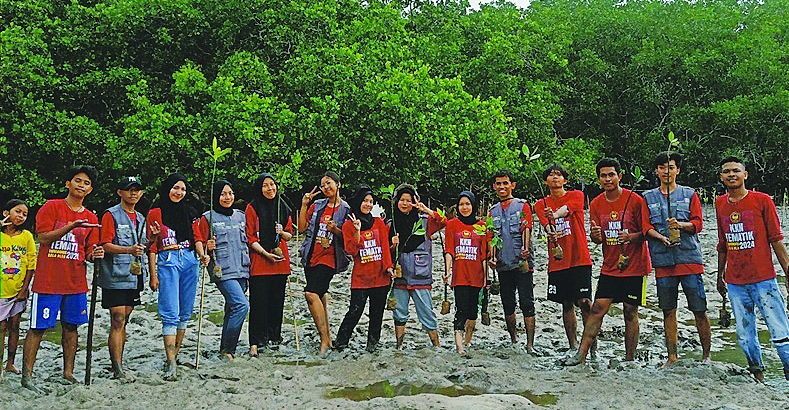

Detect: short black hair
321,170,341,185
654,151,683,169
542,164,569,181
719,156,745,170
66,165,98,185
4,198,28,213
491,169,515,184
596,158,621,176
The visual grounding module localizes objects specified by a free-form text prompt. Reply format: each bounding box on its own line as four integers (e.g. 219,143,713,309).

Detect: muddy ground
2,204,789,409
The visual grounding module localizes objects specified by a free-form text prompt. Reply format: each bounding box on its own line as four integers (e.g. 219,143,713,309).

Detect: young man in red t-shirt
535,165,593,352
716,156,789,382
564,158,651,366
21,166,104,392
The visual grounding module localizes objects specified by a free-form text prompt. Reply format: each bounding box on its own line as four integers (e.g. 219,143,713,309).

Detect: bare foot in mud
662,357,678,368
5,363,22,374
22,373,44,394
753,371,765,383
319,343,330,357
561,351,583,366
249,345,259,358
63,373,79,385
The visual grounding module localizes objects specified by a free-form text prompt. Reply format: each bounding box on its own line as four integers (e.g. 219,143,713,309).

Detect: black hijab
213,180,234,217
159,173,195,249
457,191,479,226
250,173,291,251
349,184,376,232
390,184,424,254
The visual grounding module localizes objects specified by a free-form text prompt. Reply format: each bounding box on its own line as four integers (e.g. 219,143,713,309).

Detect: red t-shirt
245,204,292,275
146,209,191,253
716,191,784,284
32,199,99,294
99,210,140,245
444,218,487,287
589,189,652,277
646,192,704,278
342,217,393,289
535,190,592,272
306,203,339,269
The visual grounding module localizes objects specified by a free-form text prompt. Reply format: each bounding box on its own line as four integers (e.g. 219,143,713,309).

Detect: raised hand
590,219,602,242
349,213,361,231
302,186,318,207
415,200,431,215
149,221,162,237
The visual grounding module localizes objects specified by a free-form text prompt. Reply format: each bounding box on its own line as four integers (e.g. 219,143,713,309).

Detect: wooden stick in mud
195,264,207,369
85,254,101,385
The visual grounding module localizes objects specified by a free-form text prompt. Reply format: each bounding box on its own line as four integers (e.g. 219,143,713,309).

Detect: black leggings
335,286,389,348
454,286,481,331
248,274,288,347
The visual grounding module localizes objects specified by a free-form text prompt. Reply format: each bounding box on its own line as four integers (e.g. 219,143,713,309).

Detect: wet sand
2,205,789,408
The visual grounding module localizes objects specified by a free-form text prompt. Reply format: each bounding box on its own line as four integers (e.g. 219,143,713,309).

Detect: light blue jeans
728,278,789,376
392,288,437,331
157,249,199,336
215,278,249,355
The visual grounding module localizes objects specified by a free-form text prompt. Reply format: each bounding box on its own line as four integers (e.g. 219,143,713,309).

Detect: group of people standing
2,151,789,392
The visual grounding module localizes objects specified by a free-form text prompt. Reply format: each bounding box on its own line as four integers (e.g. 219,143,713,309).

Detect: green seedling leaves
435,208,446,219
632,166,646,188
380,184,395,200
206,136,232,162
667,131,681,151
473,224,487,236
522,144,541,161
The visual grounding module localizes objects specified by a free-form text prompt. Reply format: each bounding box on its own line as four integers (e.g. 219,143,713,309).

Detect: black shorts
547,265,592,303
304,264,335,297
101,288,142,309
594,274,647,306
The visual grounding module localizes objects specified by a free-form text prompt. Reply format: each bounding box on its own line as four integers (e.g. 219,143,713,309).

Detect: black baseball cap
118,176,144,190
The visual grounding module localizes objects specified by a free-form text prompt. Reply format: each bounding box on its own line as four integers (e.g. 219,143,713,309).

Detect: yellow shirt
1,230,37,298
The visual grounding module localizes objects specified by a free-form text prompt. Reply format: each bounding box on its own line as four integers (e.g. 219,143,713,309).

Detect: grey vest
299,198,352,273
394,217,433,287
98,204,147,290
203,210,250,281
490,199,535,272
643,186,703,268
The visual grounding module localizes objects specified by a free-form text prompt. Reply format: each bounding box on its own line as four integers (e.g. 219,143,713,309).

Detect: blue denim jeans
393,288,437,331
215,278,249,355
728,278,789,375
157,249,199,336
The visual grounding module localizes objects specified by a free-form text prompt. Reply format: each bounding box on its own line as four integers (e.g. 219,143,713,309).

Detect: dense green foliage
2,0,787,209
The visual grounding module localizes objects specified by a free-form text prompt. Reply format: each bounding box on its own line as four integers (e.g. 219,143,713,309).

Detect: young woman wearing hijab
146,173,200,380
298,171,351,355
245,173,293,357
335,185,394,353
443,191,488,356
194,180,250,360
389,184,447,349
